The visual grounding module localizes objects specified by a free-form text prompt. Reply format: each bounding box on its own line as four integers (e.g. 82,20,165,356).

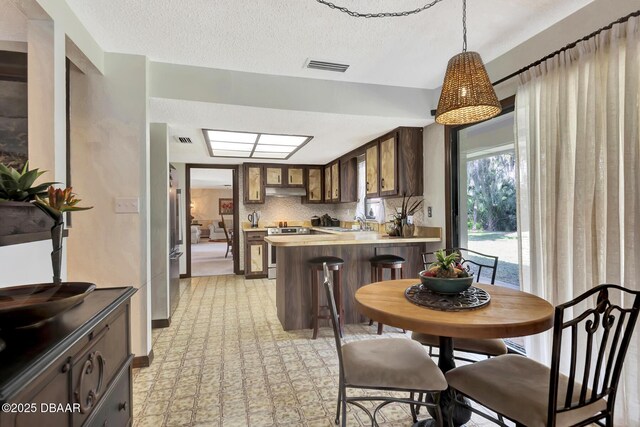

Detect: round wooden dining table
355,279,554,427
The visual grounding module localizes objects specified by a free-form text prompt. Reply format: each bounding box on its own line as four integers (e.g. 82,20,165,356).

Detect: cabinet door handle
278,175,280,183
381,178,385,189
258,246,261,255
256,191,258,199
289,175,292,183
366,182,369,191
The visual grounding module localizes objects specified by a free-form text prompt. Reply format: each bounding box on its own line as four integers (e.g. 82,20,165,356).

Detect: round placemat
404,284,491,311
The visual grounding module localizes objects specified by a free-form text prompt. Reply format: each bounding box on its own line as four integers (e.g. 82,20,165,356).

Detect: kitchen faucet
355,215,369,231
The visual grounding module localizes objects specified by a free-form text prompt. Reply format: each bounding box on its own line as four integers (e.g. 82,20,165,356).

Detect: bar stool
309,256,344,339
369,254,405,335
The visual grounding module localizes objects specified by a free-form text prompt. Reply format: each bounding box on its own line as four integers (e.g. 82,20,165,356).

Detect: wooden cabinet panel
379,135,398,196
266,167,283,186
397,127,424,196
340,157,358,203
324,165,332,201
245,231,267,278
331,162,340,201
365,144,379,197
287,167,304,186
249,244,264,273
306,168,323,203
244,165,264,203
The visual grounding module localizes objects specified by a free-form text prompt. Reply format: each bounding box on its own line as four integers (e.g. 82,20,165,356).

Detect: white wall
150,123,169,321
67,53,151,358
0,2,68,287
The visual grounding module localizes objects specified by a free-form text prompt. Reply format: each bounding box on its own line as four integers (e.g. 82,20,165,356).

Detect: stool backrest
422,247,499,284
323,263,345,376
548,284,640,426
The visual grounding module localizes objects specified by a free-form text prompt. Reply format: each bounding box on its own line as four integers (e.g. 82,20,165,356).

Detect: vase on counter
401,221,415,238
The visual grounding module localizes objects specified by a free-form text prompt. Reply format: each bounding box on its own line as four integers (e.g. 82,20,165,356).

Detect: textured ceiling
153,98,430,165
0,0,27,42
66,0,595,88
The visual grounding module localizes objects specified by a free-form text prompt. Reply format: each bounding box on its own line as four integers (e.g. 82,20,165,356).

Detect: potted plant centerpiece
419,249,474,294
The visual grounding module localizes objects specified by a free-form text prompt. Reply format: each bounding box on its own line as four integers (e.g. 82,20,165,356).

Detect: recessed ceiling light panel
202,129,313,160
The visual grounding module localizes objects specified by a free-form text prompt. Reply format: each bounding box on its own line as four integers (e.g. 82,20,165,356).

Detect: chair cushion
308,256,344,266
342,338,447,392
446,354,607,427
369,254,405,264
411,332,508,356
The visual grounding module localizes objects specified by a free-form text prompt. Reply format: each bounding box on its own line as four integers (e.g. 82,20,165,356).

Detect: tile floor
132,275,495,427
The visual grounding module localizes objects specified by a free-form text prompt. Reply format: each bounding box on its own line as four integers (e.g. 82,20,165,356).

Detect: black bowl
0,282,96,329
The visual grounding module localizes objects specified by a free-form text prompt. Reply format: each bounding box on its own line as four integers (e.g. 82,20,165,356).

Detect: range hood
265,187,307,197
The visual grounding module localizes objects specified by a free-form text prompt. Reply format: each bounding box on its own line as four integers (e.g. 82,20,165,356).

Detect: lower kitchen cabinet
0,287,136,427
245,231,267,278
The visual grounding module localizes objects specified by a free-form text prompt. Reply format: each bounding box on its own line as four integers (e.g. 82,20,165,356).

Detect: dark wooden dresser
0,287,136,427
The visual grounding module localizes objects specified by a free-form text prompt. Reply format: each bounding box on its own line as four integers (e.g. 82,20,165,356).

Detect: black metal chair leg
410,392,418,423
415,392,424,415
335,381,342,425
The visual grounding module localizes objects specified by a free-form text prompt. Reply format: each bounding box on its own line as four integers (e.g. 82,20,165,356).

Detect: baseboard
179,273,189,279
152,318,171,329
132,349,154,368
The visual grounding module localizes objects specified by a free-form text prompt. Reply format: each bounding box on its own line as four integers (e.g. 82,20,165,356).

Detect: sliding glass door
454,110,520,290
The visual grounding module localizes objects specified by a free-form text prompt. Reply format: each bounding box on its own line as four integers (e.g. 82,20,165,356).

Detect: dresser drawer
83,362,131,427
2,360,70,427
72,308,128,426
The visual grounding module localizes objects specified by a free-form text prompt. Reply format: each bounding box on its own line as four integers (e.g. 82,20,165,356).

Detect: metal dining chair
446,284,640,426
321,263,447,427
412,248,508,363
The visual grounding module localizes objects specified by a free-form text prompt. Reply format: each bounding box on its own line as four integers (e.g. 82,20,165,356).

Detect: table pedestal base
416,337,472,427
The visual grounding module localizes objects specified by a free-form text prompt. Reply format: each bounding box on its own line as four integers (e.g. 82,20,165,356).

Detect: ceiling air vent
174,136,192,144
306,59,349,73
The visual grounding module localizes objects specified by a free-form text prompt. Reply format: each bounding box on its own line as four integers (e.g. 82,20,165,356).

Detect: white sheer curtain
515,15,639,424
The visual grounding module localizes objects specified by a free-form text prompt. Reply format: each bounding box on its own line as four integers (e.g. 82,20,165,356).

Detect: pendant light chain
314,0,448,18
462,0,467,51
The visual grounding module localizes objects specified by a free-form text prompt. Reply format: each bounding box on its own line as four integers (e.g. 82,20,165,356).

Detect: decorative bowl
0,282,96,329
418,271,474,295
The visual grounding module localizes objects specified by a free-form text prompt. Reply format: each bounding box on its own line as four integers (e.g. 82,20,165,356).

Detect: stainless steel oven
266,227,310,279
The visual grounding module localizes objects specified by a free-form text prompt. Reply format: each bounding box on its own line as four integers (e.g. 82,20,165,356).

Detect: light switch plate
115,197,140,213
427,206,432,218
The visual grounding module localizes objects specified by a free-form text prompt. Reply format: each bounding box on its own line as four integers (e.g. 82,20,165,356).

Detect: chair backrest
421,247,499,284
547,284,640,426
322,263,345,378
219,217,230,242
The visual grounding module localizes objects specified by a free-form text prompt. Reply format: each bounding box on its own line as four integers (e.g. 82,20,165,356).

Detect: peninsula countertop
265,230,441,247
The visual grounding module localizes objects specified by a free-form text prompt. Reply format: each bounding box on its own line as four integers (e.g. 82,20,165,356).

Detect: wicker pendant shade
435,51,502,125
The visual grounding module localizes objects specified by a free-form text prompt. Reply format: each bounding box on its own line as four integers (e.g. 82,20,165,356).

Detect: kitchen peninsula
266,227,441,331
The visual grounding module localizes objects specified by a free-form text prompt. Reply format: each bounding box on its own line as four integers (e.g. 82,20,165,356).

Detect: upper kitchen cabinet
330,161,340,202
243,164,264,204
340,157,357,203
379,134,398,197
396,127,423,197
365,143,379,197
265,166,284,186
287,167,304,187
324,164,332,201
305,167,323,203
363,127,423,198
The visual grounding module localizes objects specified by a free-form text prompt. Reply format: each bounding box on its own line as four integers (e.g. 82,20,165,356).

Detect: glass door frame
445,96,516,248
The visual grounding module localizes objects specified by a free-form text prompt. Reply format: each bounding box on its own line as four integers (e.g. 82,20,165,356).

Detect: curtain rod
492,9,640,86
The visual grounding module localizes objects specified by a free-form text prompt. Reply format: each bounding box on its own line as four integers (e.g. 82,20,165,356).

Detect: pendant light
435,0,501,125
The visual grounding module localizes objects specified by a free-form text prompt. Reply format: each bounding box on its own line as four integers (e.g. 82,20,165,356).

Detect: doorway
185,164,240,277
